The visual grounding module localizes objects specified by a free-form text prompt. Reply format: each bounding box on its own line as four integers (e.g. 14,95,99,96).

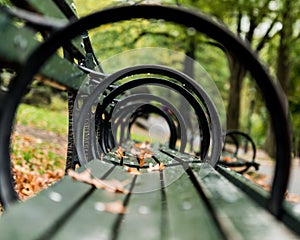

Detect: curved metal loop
225,130,257,162
111,93,188,152
74,66,222,166
93,77,208,156
0,5,291,217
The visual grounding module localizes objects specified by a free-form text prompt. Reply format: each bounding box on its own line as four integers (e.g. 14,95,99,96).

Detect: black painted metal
0,5,291,218
128,104,178,147
225,130,257,162
109,94,188,152
74,68,221,165
91,77,207,156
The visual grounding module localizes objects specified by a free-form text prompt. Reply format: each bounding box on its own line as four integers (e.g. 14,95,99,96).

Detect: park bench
0,1,300,239
219,130,260,174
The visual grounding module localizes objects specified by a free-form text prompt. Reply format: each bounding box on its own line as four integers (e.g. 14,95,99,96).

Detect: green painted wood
165,166,224,240
18,0,66,19
118,189,163,240
41,55,86,90
0,12,86,90
282,201,300,236
0,177,93,240
54,160,163,240
21,0,85,57
0,13,38,65
192,163,298,239
216,165,269,207
0,154,298,239
53,182,125,240
0,160,117,240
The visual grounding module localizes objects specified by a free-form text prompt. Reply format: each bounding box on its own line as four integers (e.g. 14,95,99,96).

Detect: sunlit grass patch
16,96,68,135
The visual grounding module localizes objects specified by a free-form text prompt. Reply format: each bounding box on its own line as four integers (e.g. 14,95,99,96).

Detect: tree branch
256,0,272,22
255,15,279,52
237,7,242,37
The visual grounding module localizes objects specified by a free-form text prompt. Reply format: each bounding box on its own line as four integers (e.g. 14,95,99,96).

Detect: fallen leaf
137,156,145,167
68,169,129,193
285,192,300,203
116,146,125,158
68,168,92,184
92,178,129,194
223,156,231,162
147,163,165,171
95,201,127,214
125,166,141,175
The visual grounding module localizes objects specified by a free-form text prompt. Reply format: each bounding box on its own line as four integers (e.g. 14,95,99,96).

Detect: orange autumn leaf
95,201,127,214
138,156,146,167
116,146,125,158
125,166,141,175
92,178,129,194
223,156,231,162
68,169,129,193
148,163,165,171
68,168,92,184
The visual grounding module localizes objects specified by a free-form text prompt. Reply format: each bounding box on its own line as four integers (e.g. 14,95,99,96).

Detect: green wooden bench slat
21,0,85,57
0,153,298,239
53,184,126,240
0,160,117,240
54,161,162,239
0,13,38,64
283,202,300,236
192,163,298,239
0,12,86,90
16,0,67,19
216,165,269,207
0,177,93,239
165,167,224,240
41,54,86,90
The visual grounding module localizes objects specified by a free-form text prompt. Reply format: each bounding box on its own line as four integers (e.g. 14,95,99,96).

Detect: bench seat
0,150,297,240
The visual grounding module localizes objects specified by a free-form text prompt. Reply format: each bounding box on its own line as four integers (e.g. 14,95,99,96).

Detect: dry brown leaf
131,142,153,158
148,163,165,171
68,169,129,193
285,192,300,203
125,166,141,175
223,156,231,162
137,156,146,167
92,179,129,194
95,201,127,214
116,146,125,158
68,168,92,184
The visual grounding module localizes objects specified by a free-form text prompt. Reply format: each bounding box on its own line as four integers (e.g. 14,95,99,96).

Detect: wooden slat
0,177,92,239
216,165,269,207
19,0,85,57
0,160,114,239
165,166,224,240
191,163,298,239
0,12,86,90
0,153,298,239
114,164,223,240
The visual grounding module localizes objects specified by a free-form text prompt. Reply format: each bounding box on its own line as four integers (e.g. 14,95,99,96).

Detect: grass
16,96,68,135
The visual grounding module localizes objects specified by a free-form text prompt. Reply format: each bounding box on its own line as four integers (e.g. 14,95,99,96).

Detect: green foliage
0,0,10,6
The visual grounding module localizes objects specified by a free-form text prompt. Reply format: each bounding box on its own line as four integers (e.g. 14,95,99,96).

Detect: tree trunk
226,56,246,130
264,0,292,158
180,37,195,152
